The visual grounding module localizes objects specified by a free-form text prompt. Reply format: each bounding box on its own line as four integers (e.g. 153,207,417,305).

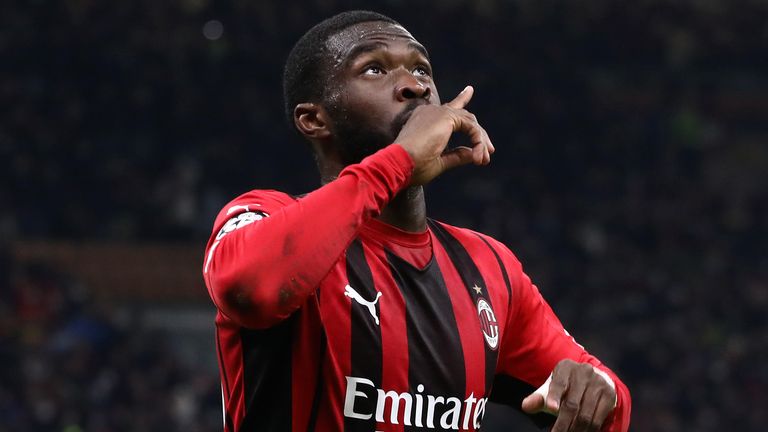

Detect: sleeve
494,246,631,432
202,144,414,329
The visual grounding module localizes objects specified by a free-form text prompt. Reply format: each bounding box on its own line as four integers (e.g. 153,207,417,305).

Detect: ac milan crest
476,297,499,350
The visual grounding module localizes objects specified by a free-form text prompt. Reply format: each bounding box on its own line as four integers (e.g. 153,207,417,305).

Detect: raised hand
395,85,495,186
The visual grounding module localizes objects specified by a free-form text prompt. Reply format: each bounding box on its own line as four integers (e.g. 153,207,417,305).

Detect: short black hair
282,10,400,129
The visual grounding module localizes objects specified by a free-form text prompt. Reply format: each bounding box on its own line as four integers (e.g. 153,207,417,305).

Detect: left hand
521,359,617,432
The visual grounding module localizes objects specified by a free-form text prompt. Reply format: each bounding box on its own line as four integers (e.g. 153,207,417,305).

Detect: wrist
342,144,415,197
388,143,416,176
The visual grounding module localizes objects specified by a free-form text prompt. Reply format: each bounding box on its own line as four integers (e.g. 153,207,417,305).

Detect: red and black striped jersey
202,144,630,432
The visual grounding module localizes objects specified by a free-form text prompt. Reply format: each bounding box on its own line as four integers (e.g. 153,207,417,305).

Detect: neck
322,168,427,232
316,151,426,233
377,186,427,233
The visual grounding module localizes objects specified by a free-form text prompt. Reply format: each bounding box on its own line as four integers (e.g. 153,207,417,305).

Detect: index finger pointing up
445,85,474,109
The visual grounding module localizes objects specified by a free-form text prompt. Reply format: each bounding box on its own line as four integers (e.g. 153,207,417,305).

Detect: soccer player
202,10,631,432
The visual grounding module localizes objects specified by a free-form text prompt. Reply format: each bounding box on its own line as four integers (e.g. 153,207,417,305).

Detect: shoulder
429,219,483,241
220,189,296,215
210,189,296,232
429,219,525,279
430,220,520,261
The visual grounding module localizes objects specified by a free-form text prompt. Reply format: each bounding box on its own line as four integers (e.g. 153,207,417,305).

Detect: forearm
204,144,413,328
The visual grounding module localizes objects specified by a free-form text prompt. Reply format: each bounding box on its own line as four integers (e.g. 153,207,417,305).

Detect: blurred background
1,0,766,431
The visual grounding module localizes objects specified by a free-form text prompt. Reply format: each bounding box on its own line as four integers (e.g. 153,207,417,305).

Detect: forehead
325,21,422,64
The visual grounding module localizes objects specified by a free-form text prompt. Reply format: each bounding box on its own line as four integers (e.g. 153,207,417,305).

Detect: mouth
391,100,427,136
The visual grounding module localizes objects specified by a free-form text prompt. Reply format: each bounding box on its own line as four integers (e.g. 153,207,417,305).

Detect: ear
294,103,332,140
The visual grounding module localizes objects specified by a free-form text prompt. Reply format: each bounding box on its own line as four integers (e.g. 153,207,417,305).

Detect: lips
391,100,427,136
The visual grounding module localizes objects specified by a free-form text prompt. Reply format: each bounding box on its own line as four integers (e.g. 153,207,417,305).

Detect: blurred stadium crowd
0,254,221,431
1,0,766,431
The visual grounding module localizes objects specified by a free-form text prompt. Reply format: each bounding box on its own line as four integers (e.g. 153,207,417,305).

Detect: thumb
521,392,545,414
521,374,557,416
445,85,474,110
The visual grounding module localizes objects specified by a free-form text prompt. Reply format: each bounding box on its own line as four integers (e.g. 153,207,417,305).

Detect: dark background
1,0,766,431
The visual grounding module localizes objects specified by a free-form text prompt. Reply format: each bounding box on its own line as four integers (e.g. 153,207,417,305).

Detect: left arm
493,246,631,432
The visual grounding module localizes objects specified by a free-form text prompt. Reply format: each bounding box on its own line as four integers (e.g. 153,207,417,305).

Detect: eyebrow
409,42,431,61
342,40,431,66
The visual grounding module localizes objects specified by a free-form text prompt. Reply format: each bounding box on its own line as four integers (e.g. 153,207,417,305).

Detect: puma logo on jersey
344,284,382,325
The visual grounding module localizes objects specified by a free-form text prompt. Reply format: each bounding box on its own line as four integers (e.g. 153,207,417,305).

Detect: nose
395,73,430,102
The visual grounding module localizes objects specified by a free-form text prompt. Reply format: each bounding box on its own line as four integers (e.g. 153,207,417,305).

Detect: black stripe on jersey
345,239,382,432
490,375,556,429
429,220,500,396
239,317,294,432
386,250,465,431
306,329,326,432
474,234,513,311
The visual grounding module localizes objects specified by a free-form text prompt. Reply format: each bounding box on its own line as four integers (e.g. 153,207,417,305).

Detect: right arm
203,144,413,329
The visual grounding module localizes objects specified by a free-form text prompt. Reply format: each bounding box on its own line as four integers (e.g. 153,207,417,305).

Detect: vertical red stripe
368,242,408,432
431,238,485,430
314,263,351,431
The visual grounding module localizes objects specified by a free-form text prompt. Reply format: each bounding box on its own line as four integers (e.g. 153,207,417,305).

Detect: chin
329,105,405,166
334,125,395,165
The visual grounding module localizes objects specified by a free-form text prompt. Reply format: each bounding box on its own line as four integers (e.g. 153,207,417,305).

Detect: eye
413,65,431,77
363,64,384,75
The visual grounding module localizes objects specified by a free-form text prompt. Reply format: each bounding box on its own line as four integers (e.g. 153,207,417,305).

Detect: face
322,21,440,165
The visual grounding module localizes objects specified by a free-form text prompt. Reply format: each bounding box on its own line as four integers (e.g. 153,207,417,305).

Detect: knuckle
442,106,457,117
594,380,611,393
561,399,580,414
428,105,444,115
554,359,574,375
548,382,566,394
587,386,603,401
582,365,596,378
549,381,565,400
550,377,566,388
569,362,593,379
575,413,592,428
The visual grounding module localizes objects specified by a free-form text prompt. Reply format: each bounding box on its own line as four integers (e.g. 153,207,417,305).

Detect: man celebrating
203,10,630,432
